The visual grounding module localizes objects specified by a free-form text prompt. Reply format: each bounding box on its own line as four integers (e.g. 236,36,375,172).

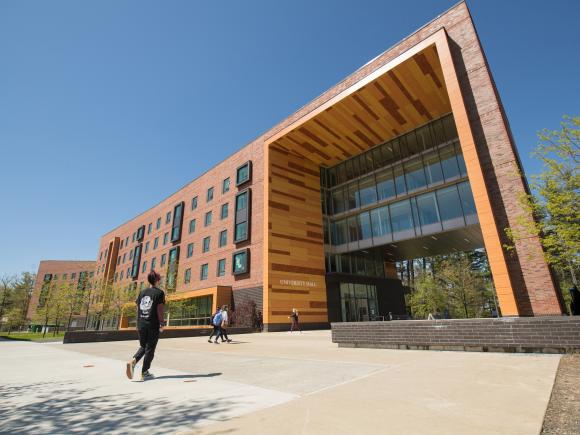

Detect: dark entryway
325,273,406,323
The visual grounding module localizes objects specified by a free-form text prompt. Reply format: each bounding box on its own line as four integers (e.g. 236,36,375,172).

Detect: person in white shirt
218,305,232,343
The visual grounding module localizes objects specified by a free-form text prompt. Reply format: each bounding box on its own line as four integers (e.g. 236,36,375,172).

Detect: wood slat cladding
271,46,451,166
264,147,328,324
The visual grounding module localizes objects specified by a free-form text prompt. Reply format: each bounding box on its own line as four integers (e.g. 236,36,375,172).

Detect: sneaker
214,340,219,344
141,371,154,381
126,358,136,379
226,339,232,343
208,339,212,343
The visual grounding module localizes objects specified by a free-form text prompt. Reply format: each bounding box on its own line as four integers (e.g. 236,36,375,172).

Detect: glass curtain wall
321,114,479,266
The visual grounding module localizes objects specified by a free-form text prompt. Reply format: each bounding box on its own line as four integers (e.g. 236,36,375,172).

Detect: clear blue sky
0,0,578,276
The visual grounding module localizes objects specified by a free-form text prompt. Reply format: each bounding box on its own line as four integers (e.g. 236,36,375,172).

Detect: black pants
134,326,160,373
209,325,220,340
218,327,229,341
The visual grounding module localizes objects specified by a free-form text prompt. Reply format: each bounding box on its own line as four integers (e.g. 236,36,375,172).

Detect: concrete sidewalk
0,331,561,434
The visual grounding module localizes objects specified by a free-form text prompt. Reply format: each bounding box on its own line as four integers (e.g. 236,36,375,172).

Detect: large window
404,158,427,192
232,249,249,275
136,225,145,242
219,230,227,247
439,144,461,181
416,192,441,234
370,206,391,240
458,181,477,224
234,189,250,243
200,263,208,280
358,176,377,207
389,199,415,240
376,169,396,202
217,259,226,277
236,161,251,186
131,245,142,279
165,295,212,327
437,185,465,230
166,247,179,292
171,202,184,243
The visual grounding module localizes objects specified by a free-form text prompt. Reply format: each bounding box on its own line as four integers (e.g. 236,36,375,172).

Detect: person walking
289,308,301,333
126,270,166,381
208,307,222,343
218,305,232,343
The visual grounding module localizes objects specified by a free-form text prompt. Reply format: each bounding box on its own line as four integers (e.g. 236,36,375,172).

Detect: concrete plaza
0,331,560,434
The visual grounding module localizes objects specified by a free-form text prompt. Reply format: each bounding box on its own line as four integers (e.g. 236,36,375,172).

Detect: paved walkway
0,331,561,434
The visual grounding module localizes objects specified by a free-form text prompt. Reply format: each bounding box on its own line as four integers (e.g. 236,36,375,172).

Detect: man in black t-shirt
126,270,166,381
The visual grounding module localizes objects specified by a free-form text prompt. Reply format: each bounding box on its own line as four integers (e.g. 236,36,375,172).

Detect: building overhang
265,32,453,166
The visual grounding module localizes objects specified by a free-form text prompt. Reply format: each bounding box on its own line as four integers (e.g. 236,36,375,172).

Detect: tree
407,250,497,319
408,274,447,319
34,279,57,337
507,116,579,292
0,274,16,330
4,272,36,331
437,253,491,318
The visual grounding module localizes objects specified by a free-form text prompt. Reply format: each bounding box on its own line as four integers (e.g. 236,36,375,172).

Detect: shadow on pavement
0,379,241,434
154,372,222,380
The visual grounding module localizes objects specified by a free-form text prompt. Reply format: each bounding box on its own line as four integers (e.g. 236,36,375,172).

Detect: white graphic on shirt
139,295,153,318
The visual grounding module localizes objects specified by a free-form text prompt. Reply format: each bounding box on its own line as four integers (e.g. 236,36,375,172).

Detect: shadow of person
154,372,222,380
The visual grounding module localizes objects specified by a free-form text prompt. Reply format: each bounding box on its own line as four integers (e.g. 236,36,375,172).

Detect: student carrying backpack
208,308,222,343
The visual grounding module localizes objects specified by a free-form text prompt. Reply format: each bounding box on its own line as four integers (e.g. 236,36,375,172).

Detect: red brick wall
95,137,264,298
27,260,96,321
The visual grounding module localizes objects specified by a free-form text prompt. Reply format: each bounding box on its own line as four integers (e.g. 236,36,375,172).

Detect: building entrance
339,282,379,322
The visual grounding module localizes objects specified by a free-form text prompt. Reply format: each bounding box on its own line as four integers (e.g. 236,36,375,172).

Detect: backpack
212,311,223,326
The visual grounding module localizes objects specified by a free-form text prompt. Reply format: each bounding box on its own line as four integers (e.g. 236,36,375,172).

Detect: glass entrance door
339,282,379,322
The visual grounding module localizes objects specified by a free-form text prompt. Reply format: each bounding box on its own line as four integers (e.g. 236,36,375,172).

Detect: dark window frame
171,202,185,243
232,248,249,275
233,188,251,243
222,177,230,194
131,244,143,280
236,161,252,186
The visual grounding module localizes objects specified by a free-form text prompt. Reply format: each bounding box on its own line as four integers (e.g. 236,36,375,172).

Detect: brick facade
27,260,96,323
94,138,264,300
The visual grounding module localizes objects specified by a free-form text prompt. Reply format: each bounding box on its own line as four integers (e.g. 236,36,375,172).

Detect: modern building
93,1,563,332
27,260,96,330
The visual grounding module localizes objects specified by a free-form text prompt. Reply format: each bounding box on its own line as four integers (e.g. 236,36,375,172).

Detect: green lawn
0,331,66,342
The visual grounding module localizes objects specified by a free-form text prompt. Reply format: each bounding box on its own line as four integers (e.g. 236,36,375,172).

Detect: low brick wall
331,317,580,354
64,327,259,344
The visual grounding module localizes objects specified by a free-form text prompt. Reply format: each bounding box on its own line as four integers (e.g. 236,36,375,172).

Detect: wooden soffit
267,43,452,166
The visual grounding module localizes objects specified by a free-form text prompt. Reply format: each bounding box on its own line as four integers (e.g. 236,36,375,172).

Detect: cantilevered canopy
268,45,451,166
